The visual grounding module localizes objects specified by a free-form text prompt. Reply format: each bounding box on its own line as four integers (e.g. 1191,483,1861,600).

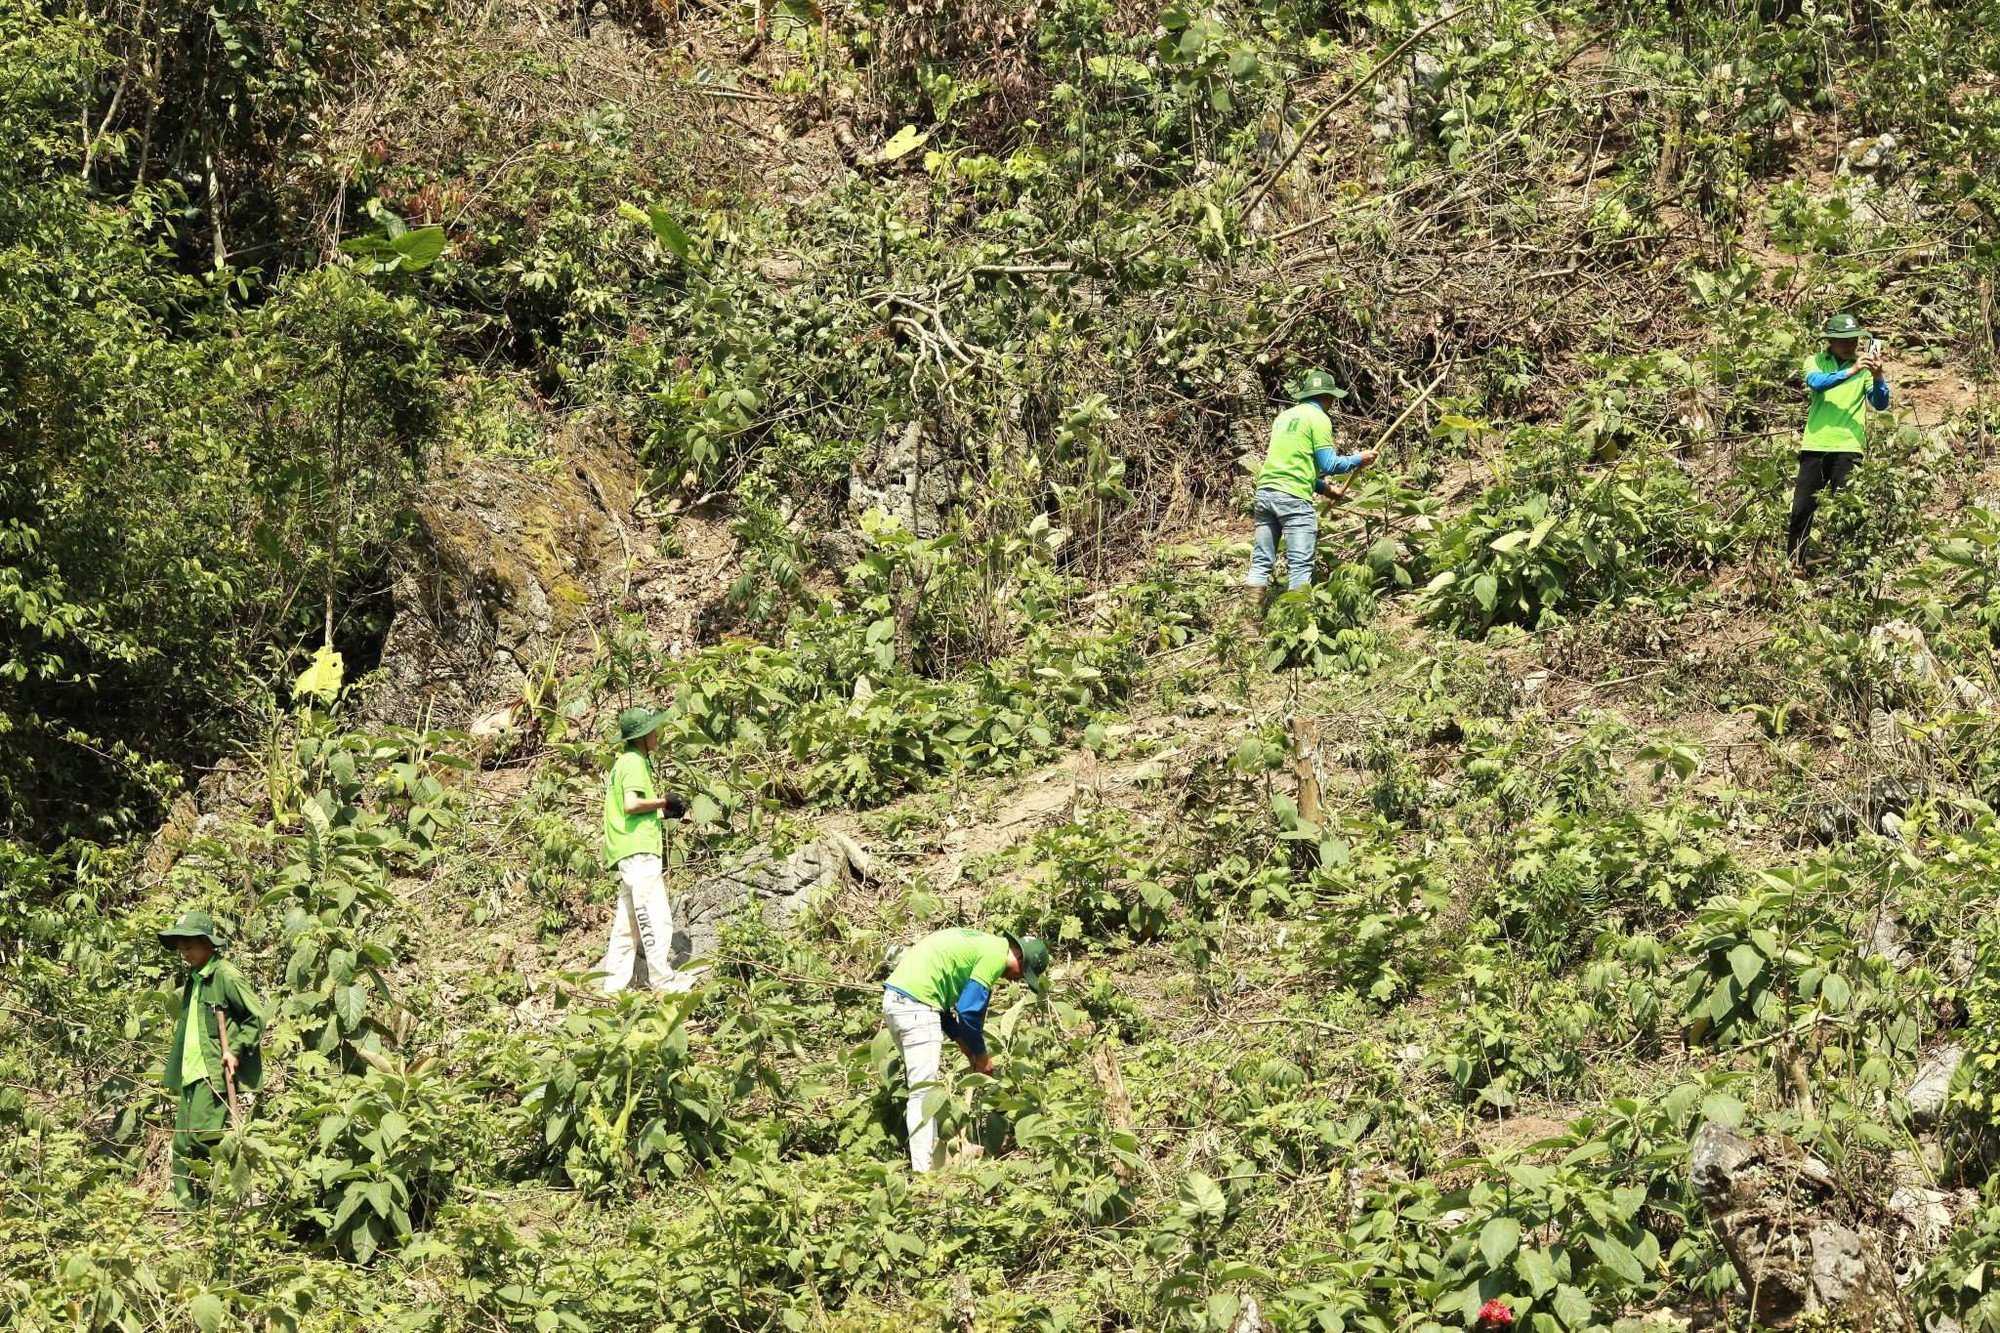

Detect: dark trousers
1787,450,1860,559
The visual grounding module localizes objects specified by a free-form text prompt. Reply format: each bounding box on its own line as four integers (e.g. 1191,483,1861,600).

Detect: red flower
1475,1299,1515,1329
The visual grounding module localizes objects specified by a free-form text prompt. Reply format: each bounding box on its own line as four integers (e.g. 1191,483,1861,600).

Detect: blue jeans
1245,487,1318,590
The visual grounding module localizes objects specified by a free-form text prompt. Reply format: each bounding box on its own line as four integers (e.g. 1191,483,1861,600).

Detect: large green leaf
880,124,930,160
1701,1092,1746,1126
293,644,345,702
1550,1283,1593,1327
1179,1170,1227,1224
1516,1245,1558,1295
647,207,692,259
1585,1232,1646,1285
332,1184,367,1231
190,1293,225,1333
390,226,445,269
1479,1216,1521,1270
339,226,446,273
335,982,368,1033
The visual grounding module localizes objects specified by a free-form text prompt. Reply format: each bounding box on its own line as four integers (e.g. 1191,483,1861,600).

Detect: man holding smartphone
1789,312,1890,564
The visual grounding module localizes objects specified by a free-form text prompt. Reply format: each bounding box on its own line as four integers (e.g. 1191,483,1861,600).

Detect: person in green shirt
1244,369,1378,602
158,911,265,1208
1789,312,1890,563
597,705,691,994
880,926,1050,1172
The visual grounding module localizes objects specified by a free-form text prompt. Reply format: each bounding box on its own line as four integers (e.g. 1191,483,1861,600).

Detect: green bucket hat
616,706,669,743
1005,932,1051,987
1822,313,1868,338
158,910,222,949
1288,369,1348,403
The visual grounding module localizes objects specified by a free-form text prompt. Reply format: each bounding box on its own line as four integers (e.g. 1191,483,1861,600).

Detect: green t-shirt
602,747,662,868
884,928,1011,1011
1802,351,1871,454
1255,402,1334,500
178,958,216,1085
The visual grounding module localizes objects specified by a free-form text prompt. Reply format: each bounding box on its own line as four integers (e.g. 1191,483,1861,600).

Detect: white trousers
598,854,679,993
882,990,945,1172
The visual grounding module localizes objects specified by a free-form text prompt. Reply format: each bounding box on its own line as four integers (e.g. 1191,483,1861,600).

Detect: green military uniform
159,912,265,1207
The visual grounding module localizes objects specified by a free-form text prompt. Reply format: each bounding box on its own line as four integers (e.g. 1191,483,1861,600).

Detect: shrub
269,1054,495,1263
1263,564,1382,676
1420,453,1726,634
517,991,739,1196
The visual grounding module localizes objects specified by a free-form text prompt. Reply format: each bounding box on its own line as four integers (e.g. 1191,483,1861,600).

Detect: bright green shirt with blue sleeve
1256,403,1365,499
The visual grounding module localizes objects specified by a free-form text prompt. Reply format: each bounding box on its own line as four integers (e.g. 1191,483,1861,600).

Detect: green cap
158,910,222,949
1006,932,1051,987
1288,369,1347,403
1822,313,1868,338
617,706,669,743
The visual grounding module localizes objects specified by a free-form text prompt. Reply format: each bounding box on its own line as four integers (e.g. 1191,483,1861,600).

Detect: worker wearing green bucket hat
1790,313,1889,563
879,927,1049,1171
157,910,265,1207
595,705,693,994
1244,369,1378,603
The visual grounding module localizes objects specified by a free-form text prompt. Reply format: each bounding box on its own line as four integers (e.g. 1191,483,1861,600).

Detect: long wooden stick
1240,10,1463,224
1327,365,1456,503
213,1009,243,1129
1369,364,1455,456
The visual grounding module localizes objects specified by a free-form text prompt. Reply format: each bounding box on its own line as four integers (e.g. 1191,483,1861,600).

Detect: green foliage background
8,0,2000,1326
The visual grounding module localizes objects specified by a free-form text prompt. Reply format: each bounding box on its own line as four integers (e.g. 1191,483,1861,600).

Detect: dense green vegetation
9,0,2000,1326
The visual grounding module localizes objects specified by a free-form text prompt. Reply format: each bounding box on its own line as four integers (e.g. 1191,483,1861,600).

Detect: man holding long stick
1243,369,1378,608
158,910,265,1207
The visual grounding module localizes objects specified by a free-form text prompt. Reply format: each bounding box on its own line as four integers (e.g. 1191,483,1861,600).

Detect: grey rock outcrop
1370,49,1446,147
1825,134,1922,242
1226,1294,1272,1333
1839,133,1901,179
1906,1045,1963,1129
1864,913,1914,970
367,424,637,727
671,836,873,967
1688,1121,1914,1330
824,419,957,568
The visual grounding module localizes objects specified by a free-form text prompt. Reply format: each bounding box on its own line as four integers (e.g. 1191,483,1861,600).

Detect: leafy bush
254,722,464,1059
1952,926,2000,1133
274,1055,491,1262
518,992,738,1196
1316,842,1443,1006
1490,802,1736,970
1677,865,1913,1056
1421,452,1726,634
1916,1180,2000,1330
1437,988,1592,1111
1262,564,1382,676
995,812,1176,943
648,597,1145,811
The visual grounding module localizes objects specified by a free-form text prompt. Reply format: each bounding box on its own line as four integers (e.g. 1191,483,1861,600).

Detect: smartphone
1868,338,1883,357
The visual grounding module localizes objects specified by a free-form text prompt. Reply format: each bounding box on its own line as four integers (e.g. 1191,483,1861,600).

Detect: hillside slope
8,0,2000,1329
